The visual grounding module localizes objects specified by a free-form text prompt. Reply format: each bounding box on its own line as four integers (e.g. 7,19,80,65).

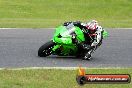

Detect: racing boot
83,46,96,60
83,52,92,60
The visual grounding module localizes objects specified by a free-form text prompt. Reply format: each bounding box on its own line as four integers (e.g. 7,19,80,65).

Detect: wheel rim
43,47,52,56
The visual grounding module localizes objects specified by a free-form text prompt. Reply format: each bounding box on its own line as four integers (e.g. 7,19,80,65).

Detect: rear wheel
38,40,55,57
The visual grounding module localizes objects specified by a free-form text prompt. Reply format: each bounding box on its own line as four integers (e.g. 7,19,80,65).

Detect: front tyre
38,40,55,57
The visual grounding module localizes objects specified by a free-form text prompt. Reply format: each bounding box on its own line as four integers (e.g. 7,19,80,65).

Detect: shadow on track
38,55,97,61
47,55,80,59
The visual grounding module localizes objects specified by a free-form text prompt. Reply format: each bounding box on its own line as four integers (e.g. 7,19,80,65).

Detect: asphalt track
0,28,132,68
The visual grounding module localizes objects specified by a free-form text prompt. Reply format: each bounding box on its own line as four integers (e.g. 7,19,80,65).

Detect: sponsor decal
76,67,131,85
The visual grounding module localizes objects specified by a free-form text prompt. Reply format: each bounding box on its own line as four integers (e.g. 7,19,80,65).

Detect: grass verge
0,0,132,28
0,68,131,88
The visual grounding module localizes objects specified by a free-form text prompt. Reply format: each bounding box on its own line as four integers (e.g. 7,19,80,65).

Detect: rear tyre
38,40,55,57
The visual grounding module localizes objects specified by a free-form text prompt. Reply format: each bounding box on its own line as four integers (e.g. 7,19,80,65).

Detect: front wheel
38,40,55,57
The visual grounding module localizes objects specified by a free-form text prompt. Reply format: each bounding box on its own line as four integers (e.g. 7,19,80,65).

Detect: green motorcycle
38,23,108,59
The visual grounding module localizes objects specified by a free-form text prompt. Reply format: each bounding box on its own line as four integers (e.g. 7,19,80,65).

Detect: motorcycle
38,23,108,60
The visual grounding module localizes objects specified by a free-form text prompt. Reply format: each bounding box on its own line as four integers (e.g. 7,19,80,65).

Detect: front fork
52,44,60,52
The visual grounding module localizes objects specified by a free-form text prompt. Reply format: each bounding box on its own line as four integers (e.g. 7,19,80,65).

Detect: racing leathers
63,21,104,60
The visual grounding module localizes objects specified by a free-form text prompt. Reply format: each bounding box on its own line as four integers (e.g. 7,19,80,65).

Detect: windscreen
62,23,76,36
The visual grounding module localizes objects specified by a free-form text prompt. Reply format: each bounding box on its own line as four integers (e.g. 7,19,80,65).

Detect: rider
63,20,104,60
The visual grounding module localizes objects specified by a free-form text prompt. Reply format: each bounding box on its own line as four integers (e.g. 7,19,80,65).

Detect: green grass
0,68,131,88
0,0,132,28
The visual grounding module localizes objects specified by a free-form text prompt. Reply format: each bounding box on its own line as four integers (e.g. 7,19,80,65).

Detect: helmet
86,20,98,31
